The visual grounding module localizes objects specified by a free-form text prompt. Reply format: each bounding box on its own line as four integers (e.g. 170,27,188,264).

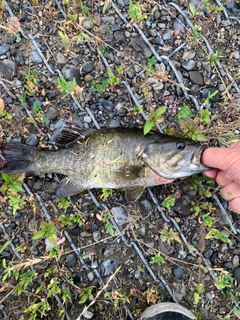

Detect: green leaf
196,133,208,142
32,230,45,240
194,292,200,304
144,120,154,135
0,241,11,254
2,173,10,182
189,3,196,16
154,106,166,118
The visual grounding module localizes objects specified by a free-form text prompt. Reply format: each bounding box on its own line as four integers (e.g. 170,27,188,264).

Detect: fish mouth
190,145,210,170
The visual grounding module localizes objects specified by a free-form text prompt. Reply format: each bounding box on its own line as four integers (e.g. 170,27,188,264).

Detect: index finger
201,147,236,172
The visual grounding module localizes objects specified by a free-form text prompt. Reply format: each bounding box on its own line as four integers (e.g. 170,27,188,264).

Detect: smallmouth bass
0,127,209,201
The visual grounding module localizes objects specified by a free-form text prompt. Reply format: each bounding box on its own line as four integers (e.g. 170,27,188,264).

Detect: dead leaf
0,98,5,110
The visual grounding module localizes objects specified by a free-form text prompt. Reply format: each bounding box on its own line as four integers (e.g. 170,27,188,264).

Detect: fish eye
176,141,186,150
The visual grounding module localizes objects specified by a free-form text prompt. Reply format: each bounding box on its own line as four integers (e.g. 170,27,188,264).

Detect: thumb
202,147,240,184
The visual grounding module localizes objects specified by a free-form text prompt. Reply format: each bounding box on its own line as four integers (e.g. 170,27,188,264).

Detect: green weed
105,290,130,308
150,252,165,265
160,225,177,244
56,75,77,98
32,221,57,244
56,196,70,213
161,196,175,210
102,210,115,236
100,188,113,201
144,106,166,135
177,103,193,120
78,286,94,304
128,0,147,23
179,119,208,141
214,273,234,290
205,228,232,246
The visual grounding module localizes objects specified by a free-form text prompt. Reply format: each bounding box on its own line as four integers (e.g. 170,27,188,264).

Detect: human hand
201,141,240,214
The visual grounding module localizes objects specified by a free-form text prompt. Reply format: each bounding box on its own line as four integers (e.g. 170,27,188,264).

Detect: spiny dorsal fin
51,126,94,147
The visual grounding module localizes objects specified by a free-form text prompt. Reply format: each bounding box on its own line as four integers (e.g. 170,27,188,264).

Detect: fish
0,127,209,202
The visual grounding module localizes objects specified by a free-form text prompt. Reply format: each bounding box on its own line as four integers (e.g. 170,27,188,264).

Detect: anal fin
126,186,145,202
57,177,86,197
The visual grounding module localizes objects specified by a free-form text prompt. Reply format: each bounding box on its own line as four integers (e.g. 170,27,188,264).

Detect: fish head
142,135,210,180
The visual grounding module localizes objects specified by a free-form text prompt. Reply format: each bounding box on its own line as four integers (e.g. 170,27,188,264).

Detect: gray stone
159,238,174,256
152,36,164,45
93,230,101,242
82,61,94,73
73,272,83,284
84,116,92,123
98,98,114,111
82,19,92,30
26,133,39,146
0,59,17,80
182,60,195,71
231,51,240,59
109,118,120,128
101,16,115,24
233,255,239,270
223,262,233,270
114,31,126,43
88,272,94,281
204,248,213,259
173,266,186,279
62,65,81,86
111,24,121,32
173,16,185,31
73,117,83,128
149,29,157,37
188,71,204,86
134,65,142,73
175,195,192,217
129,38,152,58
66,254,77,268
140,200,153,211
152,82,164,91
83,311,94,319
226,1,240,15
163,30,173,41
154,10,161,20
15,51,25,65
190,84,200,95
46,107,60,121
233,267,240,284
31,50,43,63
56,52,68,64
43,182,58,194
210,251,218,265
182,51,196,60
101,259,117,277
33,180,42,190
112,207,133,227
138,225,146,236
45,238,55,252
0,44,10,55
174,283,186,301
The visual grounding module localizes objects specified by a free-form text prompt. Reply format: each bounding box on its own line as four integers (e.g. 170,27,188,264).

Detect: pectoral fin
120,165,146,180
57,177,86,197
126,186,145,202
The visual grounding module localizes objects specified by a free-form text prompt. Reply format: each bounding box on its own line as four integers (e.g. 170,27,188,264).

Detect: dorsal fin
51,126,94,147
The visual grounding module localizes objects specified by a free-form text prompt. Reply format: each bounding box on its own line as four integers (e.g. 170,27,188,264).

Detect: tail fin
0,142,36,174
